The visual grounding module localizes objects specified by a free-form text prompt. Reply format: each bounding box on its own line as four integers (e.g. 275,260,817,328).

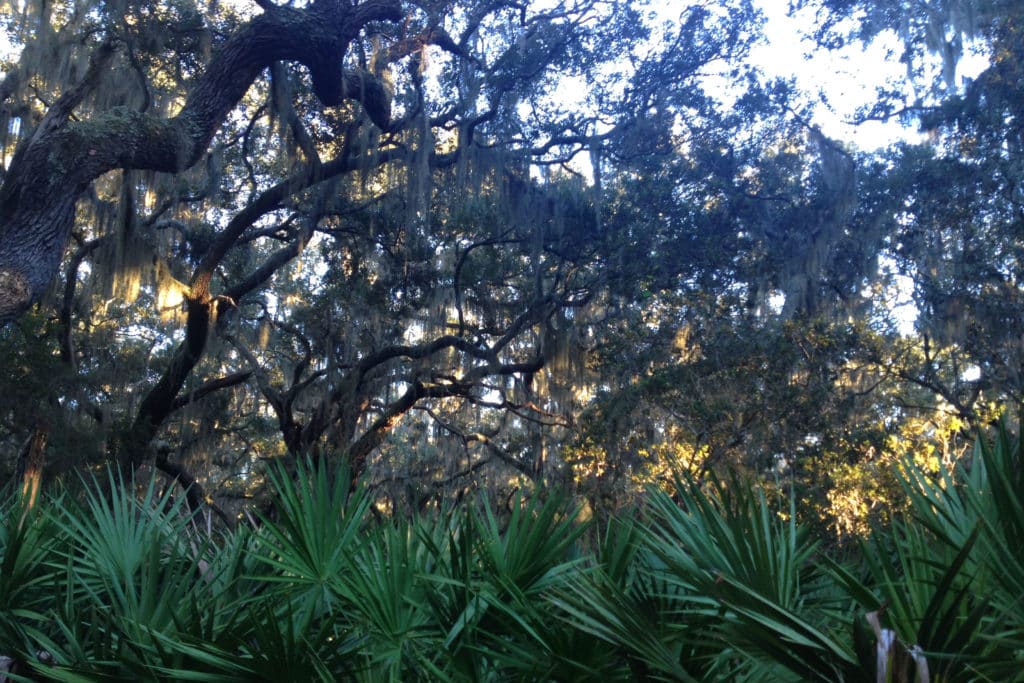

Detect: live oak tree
0,0,766,509
2,0,1020,534
0,0,406,501
566,104,888,520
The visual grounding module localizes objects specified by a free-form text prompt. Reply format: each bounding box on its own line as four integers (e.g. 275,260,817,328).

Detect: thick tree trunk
0,0,400,324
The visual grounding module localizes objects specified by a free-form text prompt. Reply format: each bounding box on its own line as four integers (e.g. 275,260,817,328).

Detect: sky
749,0,908,149
541,0,984,153
743,0,989,150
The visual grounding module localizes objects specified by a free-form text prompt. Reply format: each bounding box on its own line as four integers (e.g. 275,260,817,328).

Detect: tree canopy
0,0,1021,535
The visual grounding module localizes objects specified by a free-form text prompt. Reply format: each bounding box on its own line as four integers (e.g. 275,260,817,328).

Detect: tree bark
15,425,48,512
0,0,401,324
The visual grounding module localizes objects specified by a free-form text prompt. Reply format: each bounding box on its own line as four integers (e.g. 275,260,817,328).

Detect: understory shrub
1,426,1022,681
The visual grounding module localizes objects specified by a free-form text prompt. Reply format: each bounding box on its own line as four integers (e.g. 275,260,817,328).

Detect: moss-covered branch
0,0,401,324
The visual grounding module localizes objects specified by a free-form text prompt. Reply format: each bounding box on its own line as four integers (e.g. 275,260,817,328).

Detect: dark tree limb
59,237,103,370
227,332,304,454
345,353,545,479
170,371,254,412
113,140,405,474
117,224,314,470
154,448,234,529
117,296,212,472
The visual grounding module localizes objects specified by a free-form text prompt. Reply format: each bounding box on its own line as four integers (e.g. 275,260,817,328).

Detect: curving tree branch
0,0,402,323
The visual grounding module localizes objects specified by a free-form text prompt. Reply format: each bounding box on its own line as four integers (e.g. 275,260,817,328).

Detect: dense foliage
2,426,1023,680
0,0,1023,675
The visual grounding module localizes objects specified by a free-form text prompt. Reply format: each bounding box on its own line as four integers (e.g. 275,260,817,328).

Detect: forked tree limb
0,0,402,323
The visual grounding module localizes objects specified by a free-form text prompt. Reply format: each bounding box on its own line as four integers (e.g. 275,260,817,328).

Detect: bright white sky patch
751,2,912,149
643,0,991,151
748,0,990,150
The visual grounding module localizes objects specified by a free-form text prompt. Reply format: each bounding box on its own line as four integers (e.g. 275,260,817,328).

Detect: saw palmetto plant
1,428,1022,681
